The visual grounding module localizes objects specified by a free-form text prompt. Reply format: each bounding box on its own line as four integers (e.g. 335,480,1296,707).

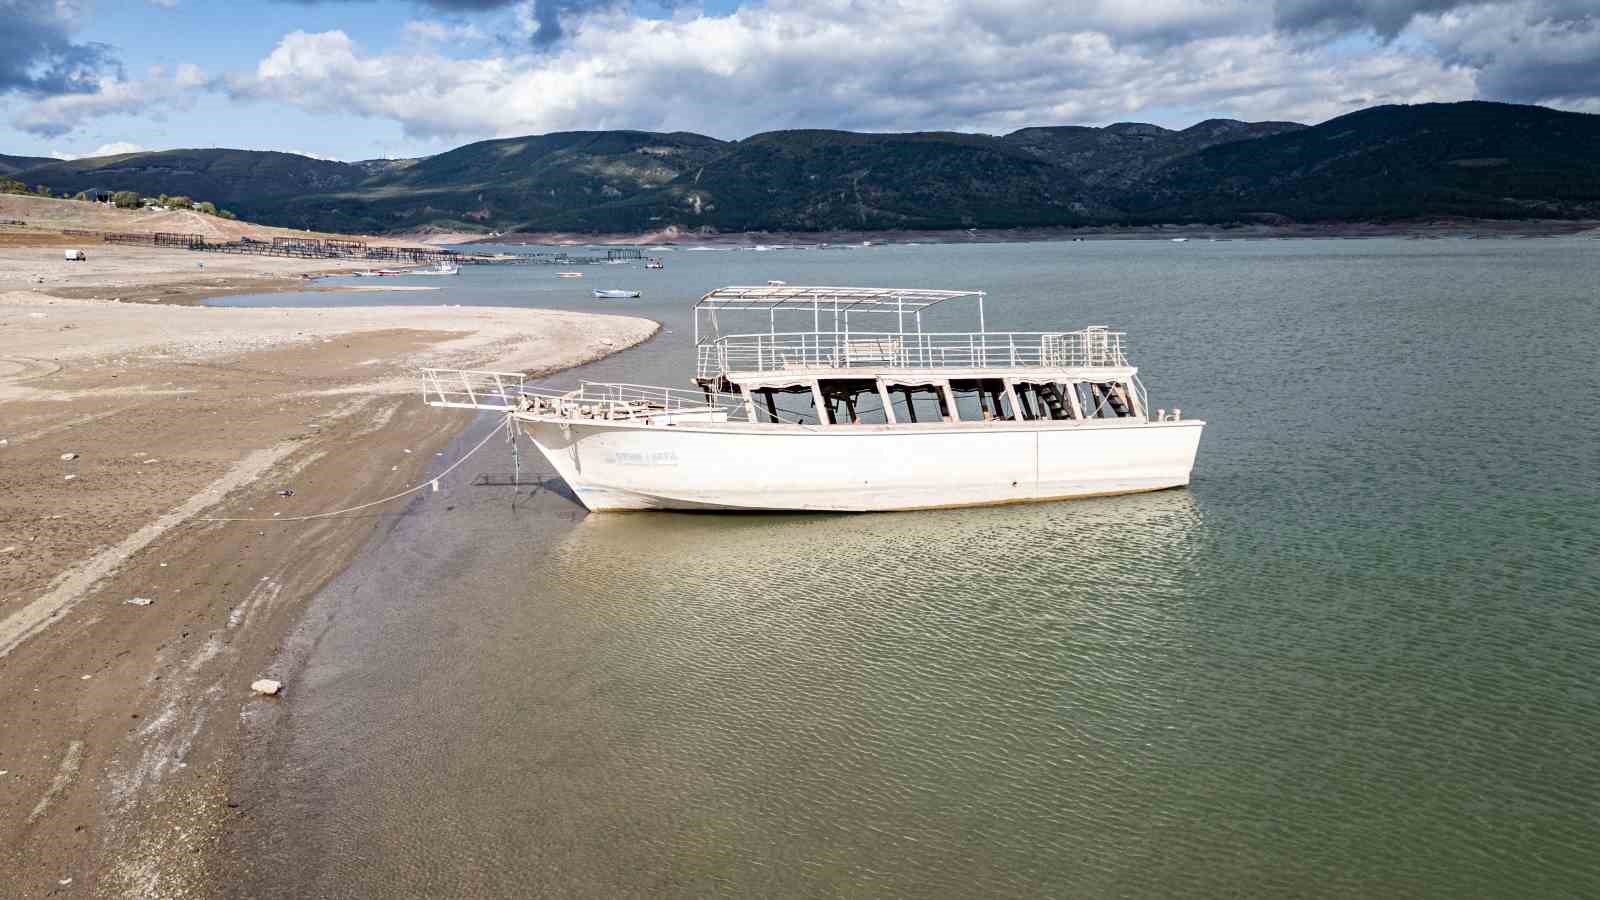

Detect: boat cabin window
1012,382,1075,420
1074,381,1134,418
949,379,1014,422
883,383,951,424
748,385,821,425
818,379,890,425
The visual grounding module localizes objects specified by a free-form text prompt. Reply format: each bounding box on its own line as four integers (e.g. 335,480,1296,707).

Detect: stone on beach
251,679,283,696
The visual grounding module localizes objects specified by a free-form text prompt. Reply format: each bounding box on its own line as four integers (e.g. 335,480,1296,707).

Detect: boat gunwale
513,413,1205,436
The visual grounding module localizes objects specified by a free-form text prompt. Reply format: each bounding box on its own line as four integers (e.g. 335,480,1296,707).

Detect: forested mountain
9,102,1596,233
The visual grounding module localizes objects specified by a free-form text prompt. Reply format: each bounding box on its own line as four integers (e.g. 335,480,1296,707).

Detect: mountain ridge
8,101,1596,234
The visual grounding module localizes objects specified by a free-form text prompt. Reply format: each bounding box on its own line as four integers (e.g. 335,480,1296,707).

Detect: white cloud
175,63,206,88
12,64,205,137
1408,2,1600,106
50,141,148,160
226,2,1490,143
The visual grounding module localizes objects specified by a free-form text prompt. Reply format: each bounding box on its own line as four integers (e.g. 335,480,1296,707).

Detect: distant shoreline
445,218,1600,247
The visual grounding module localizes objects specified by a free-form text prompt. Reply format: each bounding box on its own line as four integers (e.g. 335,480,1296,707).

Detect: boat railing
696,328,1128,378
421,369,741,420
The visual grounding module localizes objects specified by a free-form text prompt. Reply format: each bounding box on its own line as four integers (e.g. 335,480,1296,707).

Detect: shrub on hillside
112,191,141,208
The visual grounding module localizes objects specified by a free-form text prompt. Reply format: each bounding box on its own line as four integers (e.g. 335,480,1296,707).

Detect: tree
34,184,51,196
195,201,218,215
158,194,170,205
73,191,90,201
220,209,237,220
0,177,27,195
168,195,193,209
112,191,141,209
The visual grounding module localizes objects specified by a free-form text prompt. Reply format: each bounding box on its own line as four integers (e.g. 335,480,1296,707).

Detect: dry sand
0,249,657,896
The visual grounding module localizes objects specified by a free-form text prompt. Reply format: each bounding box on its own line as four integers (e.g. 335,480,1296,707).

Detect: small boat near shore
645,258,665,269
423,285,1204,512
592,289,641,299
410,262,460,276
557,271,584,278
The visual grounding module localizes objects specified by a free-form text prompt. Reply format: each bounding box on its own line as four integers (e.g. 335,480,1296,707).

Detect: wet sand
0,281,656,896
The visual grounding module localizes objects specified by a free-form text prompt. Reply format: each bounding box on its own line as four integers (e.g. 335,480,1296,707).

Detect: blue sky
3,0,1596,162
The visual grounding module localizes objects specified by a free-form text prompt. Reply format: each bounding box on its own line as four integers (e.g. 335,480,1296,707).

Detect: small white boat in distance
645,257,665,269
593,289,641,299
767,279,787,286
422,285,1204,513
557,271,584,278
411,262,460,275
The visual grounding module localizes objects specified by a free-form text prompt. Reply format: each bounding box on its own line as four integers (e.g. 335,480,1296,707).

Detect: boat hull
518,417,1204,512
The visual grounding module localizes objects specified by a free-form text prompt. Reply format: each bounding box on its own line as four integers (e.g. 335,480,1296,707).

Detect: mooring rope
198,415,512,523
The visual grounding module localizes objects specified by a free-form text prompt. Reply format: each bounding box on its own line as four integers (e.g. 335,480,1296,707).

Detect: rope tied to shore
198,415,511,523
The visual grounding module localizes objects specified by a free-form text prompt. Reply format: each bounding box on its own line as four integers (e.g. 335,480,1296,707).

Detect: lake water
220,238,1600,897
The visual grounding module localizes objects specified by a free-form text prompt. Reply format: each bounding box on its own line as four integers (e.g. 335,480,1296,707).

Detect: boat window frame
817,378,892,425
948,378,1016,422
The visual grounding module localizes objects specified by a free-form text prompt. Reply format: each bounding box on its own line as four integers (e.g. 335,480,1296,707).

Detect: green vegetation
112,191,141,209
3,102,1594,232
0,176,30,196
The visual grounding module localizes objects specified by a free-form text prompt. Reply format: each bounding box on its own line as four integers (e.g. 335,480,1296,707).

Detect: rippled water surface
223,238,1600,897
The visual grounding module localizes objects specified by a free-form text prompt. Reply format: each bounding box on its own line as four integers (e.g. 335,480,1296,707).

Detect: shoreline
0,280,658,896
460,217,1600,247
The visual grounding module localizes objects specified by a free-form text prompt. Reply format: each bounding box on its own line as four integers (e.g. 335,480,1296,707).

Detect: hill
0,153,55,177
1126,101,1600,221
5,101,1596,233
11,149,368,214
270,130,728,232
554,130,1107,232
1002,119,1306,190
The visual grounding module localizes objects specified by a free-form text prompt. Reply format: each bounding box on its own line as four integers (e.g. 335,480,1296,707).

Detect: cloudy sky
3,0,1597,162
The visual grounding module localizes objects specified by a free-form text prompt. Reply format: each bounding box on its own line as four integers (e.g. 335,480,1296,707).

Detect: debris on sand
126,597,155,607
251,679,282,696
60,452,79,461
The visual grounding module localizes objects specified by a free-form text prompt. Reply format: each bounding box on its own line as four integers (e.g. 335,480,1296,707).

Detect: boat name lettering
606,449,679,466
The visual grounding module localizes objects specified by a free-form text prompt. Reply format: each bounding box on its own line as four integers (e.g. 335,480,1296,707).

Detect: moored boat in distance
422,285,1204,512
593,289,641,299
557,271,585,278
410,262,461,275
645,257,665,269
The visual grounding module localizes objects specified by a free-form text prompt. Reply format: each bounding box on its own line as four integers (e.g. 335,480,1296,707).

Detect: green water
223,237,1600,897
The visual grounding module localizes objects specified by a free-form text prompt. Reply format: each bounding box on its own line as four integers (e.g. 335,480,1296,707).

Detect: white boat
410,262,460,275
422,285,1204,512
593,289,641,299
557,271,585,278
645,258,665,269
767,279,787,286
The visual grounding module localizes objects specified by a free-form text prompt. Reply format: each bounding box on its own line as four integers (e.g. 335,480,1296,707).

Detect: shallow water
223,237,1600,897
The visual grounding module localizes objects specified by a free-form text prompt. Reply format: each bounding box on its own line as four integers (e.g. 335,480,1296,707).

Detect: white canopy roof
696,285,984,314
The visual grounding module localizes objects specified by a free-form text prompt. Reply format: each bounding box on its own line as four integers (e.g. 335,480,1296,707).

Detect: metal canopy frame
694,285,988,347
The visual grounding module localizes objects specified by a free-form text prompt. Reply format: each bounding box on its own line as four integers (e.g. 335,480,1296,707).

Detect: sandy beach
0,238,656,896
